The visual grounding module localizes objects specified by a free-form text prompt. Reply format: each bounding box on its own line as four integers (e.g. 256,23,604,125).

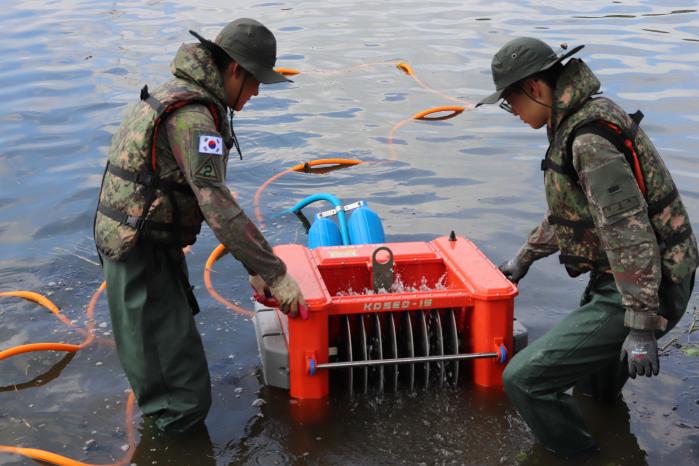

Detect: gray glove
270,273,306,318
498,256,530,283
620,329,659,378
249,274,269,297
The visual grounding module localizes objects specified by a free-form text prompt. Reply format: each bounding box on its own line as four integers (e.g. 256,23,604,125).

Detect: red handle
253,293,309,320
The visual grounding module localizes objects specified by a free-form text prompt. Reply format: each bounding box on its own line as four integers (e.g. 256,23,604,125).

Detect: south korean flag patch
198,134,223,155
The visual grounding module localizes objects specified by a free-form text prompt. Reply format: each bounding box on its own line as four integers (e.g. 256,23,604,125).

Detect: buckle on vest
125,215,145,231
137,172,157,188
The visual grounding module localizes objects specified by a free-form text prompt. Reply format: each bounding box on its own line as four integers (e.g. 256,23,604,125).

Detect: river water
1,1,698,465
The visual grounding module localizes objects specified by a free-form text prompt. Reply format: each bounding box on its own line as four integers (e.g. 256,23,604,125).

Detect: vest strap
540,158,576,176
574,120,650,196
97,203,199,234
107,163,193,194
140,85,165,117
552,111,644,183
548,215,595,241
661,226,693,250
576,123,628,157
98,203,146,231
548,215,595,229
647,185,679,217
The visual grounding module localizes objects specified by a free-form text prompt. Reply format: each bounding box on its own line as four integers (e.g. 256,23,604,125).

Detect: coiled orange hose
0,283,137,466
0,286,103,360
387,106,465,160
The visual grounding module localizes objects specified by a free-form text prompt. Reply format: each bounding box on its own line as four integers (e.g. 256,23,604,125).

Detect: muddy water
1,1,698,465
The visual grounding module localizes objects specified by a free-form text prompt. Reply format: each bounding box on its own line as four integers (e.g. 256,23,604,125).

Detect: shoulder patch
198,134,223,155
194,157,223,182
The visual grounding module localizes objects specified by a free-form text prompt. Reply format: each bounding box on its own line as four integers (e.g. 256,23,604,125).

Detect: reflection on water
1,1,699,465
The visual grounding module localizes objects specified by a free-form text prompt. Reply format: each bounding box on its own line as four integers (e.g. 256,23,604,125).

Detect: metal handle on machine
253,292,309,320
372,246,394,293
312,351,499,371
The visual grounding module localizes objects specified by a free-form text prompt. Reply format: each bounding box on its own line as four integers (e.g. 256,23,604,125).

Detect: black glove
620,329,659,378
498,256,530,283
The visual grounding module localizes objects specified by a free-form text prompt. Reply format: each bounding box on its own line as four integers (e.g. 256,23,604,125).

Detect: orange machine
253,234,523,401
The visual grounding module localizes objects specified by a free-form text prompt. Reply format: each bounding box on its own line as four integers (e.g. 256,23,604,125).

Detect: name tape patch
198,135,223,155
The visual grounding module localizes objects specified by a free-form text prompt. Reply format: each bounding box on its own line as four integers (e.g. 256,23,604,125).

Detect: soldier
94,18,305,433
477,38,698,456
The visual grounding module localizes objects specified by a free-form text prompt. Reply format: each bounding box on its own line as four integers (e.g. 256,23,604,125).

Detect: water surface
1,1,698,465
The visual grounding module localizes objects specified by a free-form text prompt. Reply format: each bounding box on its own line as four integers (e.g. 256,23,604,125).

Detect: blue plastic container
347,204,385,245
308,216,343,248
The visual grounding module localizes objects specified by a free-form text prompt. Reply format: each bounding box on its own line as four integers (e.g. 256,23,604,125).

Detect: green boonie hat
476,37,583,107
190,18,291,84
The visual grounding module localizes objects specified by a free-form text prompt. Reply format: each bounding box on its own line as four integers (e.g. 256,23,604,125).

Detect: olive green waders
503,271,695,455
101,242,211,433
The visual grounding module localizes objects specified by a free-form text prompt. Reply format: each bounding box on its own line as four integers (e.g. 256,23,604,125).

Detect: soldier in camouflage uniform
94,18,305,433
477,38,698,455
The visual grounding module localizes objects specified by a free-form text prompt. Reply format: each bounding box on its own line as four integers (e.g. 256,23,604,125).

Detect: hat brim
236,56,292,84
476,88,506,107
476,44,585,108
189,30,292,85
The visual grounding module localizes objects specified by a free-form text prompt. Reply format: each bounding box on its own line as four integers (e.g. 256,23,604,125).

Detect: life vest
541,96,698,283
94,83,227,261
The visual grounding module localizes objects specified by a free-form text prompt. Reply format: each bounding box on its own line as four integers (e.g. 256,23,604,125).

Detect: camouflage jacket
95,43,287,285
516,59,698,330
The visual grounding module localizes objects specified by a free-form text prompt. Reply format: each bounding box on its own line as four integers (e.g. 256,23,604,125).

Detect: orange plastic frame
271,235,518,400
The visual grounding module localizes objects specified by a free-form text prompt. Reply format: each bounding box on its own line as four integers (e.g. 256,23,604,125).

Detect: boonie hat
190,18,291,84
477,37,583,107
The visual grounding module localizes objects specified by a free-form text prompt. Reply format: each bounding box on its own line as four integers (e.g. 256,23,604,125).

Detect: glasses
499,100,514,114
499,86,520,114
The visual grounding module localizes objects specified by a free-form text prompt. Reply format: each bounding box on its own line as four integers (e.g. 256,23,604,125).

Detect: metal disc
358,315,368,394
372,313,384,393
386,313,399,391
343,315,353,396
446,309,460,386
401,311,415,392
432,311,445,388
418,311,430,389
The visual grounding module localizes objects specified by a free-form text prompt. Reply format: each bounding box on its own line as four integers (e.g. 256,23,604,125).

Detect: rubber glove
620,329,659,378
498,256,531,283
249,274,269,297
270,273,306,318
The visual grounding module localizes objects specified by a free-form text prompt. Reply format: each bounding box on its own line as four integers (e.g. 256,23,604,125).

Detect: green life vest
542,95,698,283
94,81,228,260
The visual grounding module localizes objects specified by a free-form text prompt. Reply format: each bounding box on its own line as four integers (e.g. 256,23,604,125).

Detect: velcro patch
198,134,223,155
194,157,222,182
602,197,639,217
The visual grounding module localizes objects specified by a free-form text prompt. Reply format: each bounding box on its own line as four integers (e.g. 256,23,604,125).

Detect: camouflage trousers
503,270,695,455
100,242,211,433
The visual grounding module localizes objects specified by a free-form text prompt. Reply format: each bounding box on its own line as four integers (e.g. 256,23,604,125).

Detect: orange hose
396,61,472,106
253,158,363,229
412,105,464,121
0,287,104,361
0,391,136,466
387,117,411,161
386,106,466,161
274,67,300,76
0,282,136,466
0,291,65,324
204,244,254,318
